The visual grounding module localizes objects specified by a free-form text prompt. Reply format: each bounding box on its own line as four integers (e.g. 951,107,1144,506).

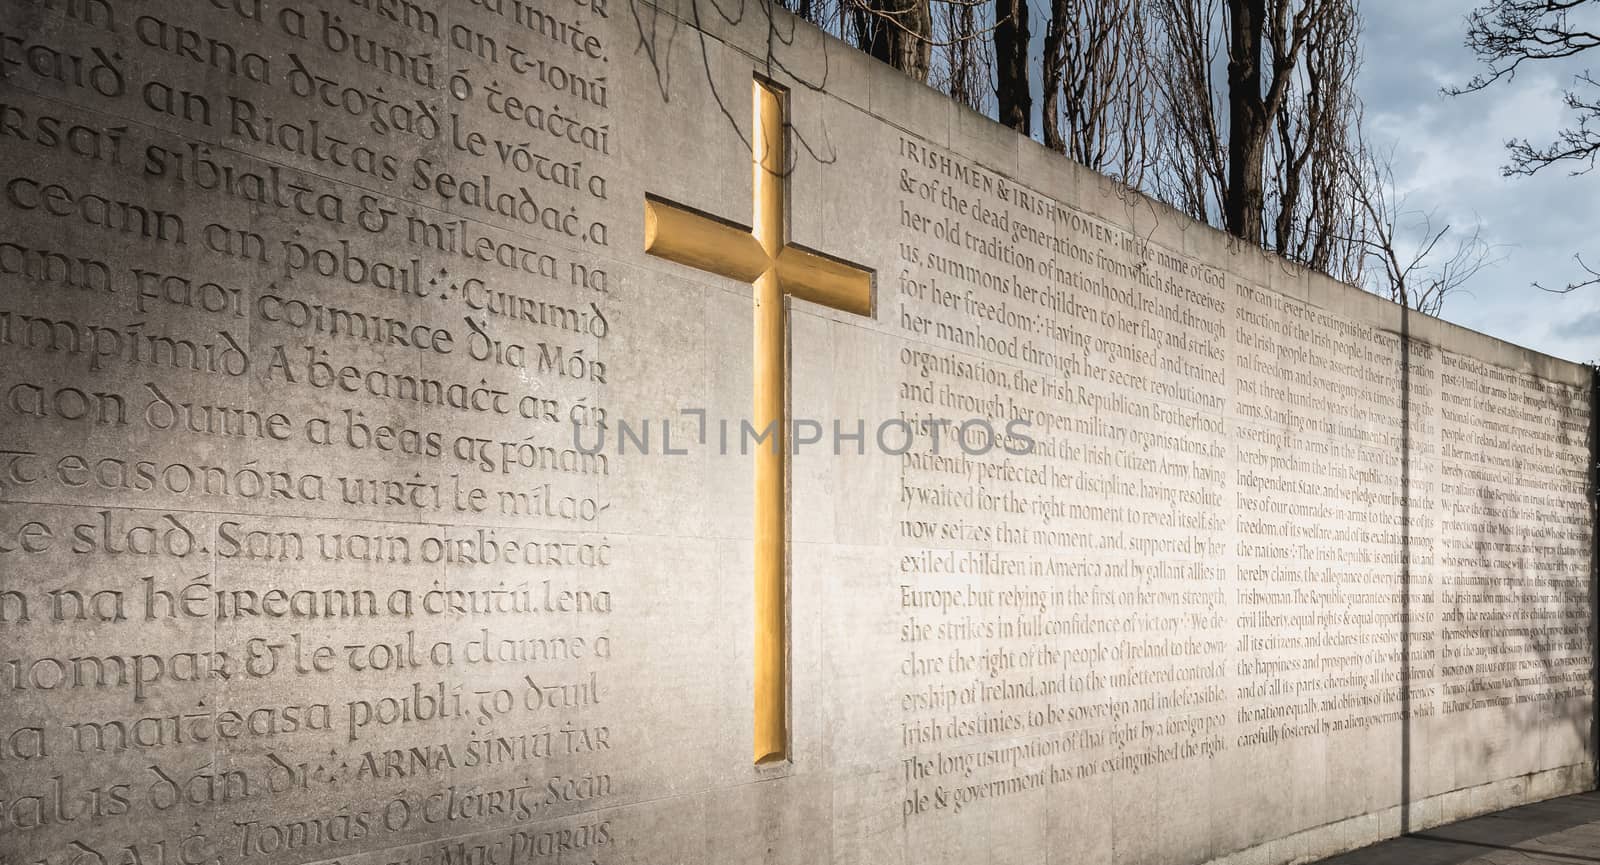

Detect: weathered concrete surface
0,0,1591,864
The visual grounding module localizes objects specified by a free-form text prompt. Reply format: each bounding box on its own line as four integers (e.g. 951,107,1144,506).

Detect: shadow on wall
1402,306,1412,832
629,0,846,175
1472,355,1597,760
1400,315,1597,836
628,0,1600,852
1592,362,1600,796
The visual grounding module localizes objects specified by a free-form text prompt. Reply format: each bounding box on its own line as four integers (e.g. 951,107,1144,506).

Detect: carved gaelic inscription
0,0,623,861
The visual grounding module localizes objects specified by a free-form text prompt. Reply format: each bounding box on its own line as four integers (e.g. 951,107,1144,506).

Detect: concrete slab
1315,792,1600,865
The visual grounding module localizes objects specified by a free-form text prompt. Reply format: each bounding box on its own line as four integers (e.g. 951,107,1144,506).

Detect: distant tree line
783,0,1492,313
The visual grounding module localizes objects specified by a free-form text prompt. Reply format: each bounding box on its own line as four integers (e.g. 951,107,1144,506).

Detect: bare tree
1042,0,1155,185
930,0,993,110
993,0,1031,132
1450,0,1600,292
1147,0,1362,259
1149,0,1230,225
782,0,822,24
1351,144,1498,315
1041,0,1071,150
1452,0,1600,174
779,0,1485,311
1268,0,1365,281
1225,0,1336,243
852,0,935,79
796,0,996,93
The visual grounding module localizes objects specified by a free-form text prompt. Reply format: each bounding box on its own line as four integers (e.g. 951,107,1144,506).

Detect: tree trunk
1226,0,1266,243
864,0,933,81
1041,0,1068,152
994,0,1032,134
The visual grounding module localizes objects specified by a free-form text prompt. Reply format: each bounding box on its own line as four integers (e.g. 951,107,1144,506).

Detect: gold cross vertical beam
748,81,790,768
643,78,873,765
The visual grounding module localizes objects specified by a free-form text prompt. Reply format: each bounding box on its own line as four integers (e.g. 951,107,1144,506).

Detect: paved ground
1315,792,1600,864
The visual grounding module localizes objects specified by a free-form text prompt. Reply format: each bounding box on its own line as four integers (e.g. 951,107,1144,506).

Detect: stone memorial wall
0,1,1592,864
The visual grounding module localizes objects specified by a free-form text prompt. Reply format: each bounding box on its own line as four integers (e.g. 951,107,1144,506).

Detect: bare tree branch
1535,254,1600,292
1146,0,1367,280
1450,0,1600,93
1043,0,1155,185
1348,142,1501,314
1449,0,1600,291
1450,0,1600,175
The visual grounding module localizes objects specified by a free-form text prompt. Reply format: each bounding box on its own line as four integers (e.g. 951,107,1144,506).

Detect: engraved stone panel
0,1,1591,864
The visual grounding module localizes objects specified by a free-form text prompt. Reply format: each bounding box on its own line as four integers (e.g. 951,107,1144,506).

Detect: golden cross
642,77,874,765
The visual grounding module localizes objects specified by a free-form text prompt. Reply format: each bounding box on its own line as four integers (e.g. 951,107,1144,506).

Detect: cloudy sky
1360,1,1600,363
